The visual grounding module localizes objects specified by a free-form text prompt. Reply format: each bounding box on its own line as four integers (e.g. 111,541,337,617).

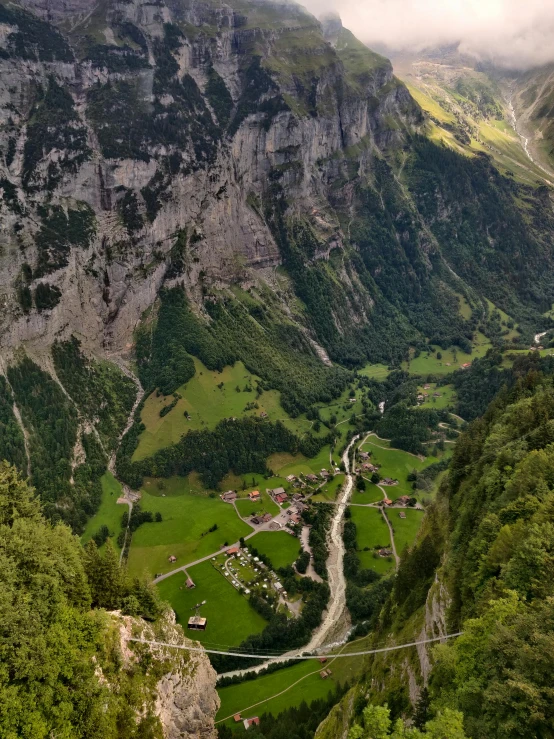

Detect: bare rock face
155,656,220,739
0,0,419,358
114,610,220,739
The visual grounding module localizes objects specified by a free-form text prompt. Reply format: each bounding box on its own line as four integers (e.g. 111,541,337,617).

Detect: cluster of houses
234,715,260,730
285,468,336,488
250,512,273,525
358,451,380,474
268,487,288,504
381,494,414,508
416,389,442,404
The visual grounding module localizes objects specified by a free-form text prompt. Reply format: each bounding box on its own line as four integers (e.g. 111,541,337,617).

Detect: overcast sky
302,0,554,70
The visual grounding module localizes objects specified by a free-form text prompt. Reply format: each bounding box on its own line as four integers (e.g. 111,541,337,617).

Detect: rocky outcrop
114,610,220,739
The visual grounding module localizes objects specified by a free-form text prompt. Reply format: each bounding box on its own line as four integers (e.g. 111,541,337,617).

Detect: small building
249,490,261,500
319,657,328,664
359,451,370,461
186,577,195,589
272,486,286,496
187,616,207,631
168,555,177,563
220,490,237,502
306,474,319,483
399,511,406,519
320,670,329,679
260,411,268,419
397,495,411,506
227,546,240,556
286,475,297,483
461,362,471,369
244,717,260,729
233,714,242,723
378,548,393,558
274,582,283,592
275,492,288,504
262,513,273,523
384,498,393,506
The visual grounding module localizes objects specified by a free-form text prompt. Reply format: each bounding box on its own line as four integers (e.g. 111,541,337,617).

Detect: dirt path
363,433,423,459
380,507,399,567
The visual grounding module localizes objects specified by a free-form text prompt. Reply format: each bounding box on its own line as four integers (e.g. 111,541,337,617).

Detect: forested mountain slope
317,354,554,738
0,462,220,739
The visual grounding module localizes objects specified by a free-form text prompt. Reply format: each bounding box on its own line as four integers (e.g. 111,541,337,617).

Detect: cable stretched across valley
127,631,464,660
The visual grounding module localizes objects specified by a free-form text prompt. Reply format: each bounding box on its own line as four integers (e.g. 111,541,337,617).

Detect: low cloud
303,0,554,70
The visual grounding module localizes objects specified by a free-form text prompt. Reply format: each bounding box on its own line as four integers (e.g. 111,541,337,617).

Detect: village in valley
82,338,476,732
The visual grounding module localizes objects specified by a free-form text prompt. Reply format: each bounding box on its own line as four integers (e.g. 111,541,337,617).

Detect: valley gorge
2,0,554,737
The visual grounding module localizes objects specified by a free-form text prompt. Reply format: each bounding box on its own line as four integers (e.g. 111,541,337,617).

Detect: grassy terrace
357,363,390,380
403,333,491,376
133,358,321,462
126,477,251,578
248,531,301,570
416,383,457,410
360,439,440,499
349,507,393,574
157,559,267,646
388,508,425,556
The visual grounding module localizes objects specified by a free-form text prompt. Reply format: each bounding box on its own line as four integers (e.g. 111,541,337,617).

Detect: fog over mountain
304,0,554,70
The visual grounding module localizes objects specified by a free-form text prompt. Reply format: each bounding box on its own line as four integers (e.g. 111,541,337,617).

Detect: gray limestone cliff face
0,0,419,358
114,610,220,739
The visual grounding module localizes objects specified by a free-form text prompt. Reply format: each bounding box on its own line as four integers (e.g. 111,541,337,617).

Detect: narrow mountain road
379,507,399,567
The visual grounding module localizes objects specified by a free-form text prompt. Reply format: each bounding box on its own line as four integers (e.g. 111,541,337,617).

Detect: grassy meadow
126,477,252,577
403,332,491,376
360,440,438,498
349,506,393,574
416,383,457,410
156,560,267,646
351,482,383,504
249,531,301,569
388,508,425,556
235,490,280,519
216,645,368,725
312,473,345,502
133,358,321,461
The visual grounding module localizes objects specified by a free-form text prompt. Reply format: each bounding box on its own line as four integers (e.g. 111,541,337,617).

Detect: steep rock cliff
114,610,220,739
0,0,417,357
